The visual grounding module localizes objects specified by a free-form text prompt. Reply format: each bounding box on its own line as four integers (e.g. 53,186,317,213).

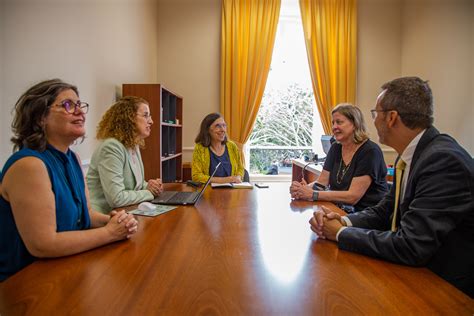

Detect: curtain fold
220,0,281,157
299,0,357,134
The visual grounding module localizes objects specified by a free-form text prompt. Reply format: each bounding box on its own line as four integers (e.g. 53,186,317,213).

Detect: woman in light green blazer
87,96,163,213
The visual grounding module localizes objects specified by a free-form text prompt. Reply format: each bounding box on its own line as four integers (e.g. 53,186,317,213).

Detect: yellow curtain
220,0,281,157
299,0,357,134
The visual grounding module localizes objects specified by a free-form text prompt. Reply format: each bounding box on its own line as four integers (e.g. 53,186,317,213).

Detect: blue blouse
209,146,232,177
0,145,91,281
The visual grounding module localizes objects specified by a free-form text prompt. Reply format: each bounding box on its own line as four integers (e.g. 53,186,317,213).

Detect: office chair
243,169,250,182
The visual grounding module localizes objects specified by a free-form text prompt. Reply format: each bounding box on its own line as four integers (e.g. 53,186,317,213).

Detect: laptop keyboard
168,192,197,204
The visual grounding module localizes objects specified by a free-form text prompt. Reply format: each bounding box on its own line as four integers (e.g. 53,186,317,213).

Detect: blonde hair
332,103,369,144
96,96,149,148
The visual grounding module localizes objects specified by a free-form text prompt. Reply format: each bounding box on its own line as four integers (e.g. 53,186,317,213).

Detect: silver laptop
152,162,221,205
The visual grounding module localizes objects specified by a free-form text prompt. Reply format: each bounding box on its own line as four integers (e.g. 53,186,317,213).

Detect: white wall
0,0,159,166
0,0,7,165
1,0,472,168
357,0,473,164
400,0,473,152
357,0,402,164
155,0,221,162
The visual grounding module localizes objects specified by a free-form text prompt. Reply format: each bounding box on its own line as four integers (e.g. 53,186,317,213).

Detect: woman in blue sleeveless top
0,79,139,281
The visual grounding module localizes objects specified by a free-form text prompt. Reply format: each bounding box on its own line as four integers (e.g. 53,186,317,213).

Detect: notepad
211,182,253,189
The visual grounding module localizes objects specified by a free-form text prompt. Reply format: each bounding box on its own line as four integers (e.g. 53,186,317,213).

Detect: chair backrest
243,169,250,182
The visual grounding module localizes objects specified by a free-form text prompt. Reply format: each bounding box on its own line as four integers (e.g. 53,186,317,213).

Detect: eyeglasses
57,99,89,114
137,113,152,121
370,109,388,119
212,123,227,130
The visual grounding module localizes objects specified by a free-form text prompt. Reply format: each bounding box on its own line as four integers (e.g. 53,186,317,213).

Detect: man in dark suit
310,77,474,297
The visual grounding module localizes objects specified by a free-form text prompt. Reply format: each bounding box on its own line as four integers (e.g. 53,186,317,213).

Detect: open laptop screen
151,162,221,205
193,162,221,202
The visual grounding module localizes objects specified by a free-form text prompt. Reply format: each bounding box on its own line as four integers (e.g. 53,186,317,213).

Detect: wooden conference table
0,183,472,315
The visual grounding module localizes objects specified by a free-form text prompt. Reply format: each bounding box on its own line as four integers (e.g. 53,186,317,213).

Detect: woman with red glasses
0,79,138,281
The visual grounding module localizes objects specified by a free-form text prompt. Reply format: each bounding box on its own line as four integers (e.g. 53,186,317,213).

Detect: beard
376,123,388,145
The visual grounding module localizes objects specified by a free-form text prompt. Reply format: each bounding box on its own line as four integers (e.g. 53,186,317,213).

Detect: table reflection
256,187,317,284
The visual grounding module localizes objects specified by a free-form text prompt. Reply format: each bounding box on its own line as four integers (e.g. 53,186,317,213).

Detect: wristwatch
312,190,319,201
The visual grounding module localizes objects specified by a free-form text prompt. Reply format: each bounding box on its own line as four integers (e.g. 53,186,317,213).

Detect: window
247,0,325,177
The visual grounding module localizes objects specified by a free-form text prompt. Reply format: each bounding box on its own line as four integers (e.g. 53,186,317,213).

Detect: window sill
249,174,291,182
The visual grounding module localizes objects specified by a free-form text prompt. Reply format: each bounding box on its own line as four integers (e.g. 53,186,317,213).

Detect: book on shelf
211,182,253,189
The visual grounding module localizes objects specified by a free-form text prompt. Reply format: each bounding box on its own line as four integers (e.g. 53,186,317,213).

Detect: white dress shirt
335,129,426,241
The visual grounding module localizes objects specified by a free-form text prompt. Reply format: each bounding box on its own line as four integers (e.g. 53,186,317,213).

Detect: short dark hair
194,112,227,147
11,79,79,152
380,76,433,129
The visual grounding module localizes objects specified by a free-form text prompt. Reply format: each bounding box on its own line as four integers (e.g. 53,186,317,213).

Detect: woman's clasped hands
107,210,139,240
290,179,314,201
147,178,163,196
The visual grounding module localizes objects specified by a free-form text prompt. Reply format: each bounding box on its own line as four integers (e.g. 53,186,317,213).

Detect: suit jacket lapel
410,126,440,171
402,126,440,207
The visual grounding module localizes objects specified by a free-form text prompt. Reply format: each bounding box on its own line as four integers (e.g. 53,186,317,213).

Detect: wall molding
186,146,397,153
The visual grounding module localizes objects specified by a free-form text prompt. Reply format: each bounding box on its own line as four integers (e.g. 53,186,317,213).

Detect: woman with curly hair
87,96,163,213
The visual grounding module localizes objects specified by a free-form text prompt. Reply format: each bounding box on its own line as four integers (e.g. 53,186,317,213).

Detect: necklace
336,140,366,184
336,144,357,184
336,158,351,184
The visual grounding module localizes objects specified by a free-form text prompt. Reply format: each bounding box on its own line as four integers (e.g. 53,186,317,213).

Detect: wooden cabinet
291,159,322,183
122,84,183,182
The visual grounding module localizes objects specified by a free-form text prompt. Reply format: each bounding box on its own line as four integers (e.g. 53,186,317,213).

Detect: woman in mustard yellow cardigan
192,113,244,183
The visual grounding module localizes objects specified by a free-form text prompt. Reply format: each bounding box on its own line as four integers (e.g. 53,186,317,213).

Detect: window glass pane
249,0,325,175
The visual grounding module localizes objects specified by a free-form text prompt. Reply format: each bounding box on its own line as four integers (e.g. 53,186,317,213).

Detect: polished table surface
1,183,472,315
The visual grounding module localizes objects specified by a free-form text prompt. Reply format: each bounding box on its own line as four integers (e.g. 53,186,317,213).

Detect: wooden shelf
161,122,182,127
161,153,182,162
